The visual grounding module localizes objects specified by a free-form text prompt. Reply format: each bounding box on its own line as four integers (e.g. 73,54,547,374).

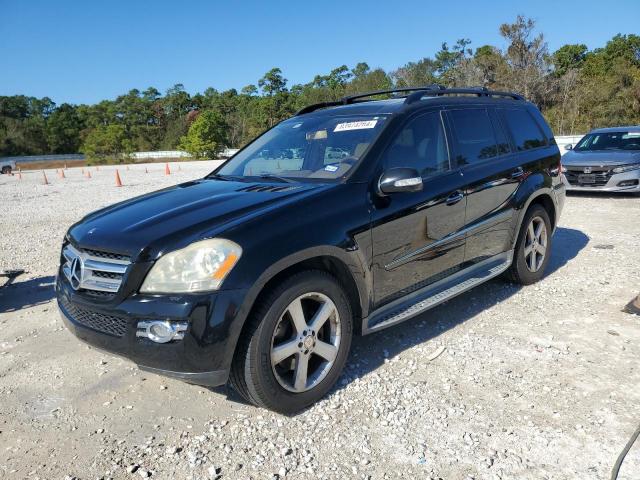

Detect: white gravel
1,163,639,480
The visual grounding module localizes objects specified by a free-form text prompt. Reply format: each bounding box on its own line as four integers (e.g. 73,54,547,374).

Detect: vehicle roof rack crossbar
294,85,446,116
405,87,524,103
340,85,445,105
294,85,524,116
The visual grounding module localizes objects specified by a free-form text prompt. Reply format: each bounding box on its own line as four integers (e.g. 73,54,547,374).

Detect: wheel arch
231,247,370,356
510,188,557,250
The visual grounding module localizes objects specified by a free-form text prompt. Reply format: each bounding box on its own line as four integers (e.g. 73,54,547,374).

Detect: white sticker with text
334,120,378,132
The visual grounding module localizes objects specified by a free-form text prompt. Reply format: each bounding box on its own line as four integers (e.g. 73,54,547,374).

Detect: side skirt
362,250,513,335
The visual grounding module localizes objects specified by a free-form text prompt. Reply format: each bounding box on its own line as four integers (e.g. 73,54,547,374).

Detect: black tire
229,270,353,413
1,166,11,175
506,204,552,285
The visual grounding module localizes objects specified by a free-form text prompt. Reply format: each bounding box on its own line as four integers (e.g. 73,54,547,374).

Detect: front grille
564,166,613,187
83,248,130,262
92,270,123,280
61,245,130,295
59,296,128,337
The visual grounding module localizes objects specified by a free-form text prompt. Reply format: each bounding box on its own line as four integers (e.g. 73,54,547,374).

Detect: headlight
612,164,640,174
140,239,242,293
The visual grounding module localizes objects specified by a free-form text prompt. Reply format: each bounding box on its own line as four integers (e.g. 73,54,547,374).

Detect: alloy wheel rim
524,216,547,272
270,292,341,393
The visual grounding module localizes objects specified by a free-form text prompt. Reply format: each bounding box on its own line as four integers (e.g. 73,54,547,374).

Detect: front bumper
564,169,640,192
56,276,249,387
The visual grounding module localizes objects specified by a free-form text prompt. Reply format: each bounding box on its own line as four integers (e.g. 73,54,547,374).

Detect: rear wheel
506,204,552,285
230,270,352,413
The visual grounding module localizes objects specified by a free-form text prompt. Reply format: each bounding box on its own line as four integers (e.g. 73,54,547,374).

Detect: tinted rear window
448,108,498,165
502,109,547,151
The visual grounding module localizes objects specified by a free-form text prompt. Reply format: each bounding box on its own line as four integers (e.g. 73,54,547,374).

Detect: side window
382,111,450,177
489,109,512,155
447,108,498,166
502,108,547,151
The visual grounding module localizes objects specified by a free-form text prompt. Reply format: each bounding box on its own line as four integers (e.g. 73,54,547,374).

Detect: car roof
298,96,528,119
589,125,640,134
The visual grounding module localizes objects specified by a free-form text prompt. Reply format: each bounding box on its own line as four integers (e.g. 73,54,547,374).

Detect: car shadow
0,275,57,313
216,226,590,413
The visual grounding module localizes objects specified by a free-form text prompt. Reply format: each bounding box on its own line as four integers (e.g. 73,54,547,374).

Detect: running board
363,251,513,334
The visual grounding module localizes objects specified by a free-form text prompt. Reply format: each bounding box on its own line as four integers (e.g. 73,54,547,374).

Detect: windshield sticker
324,164,339,172
334,120,378,132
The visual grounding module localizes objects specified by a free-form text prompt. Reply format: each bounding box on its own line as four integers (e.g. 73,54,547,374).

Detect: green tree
81,124,134,163
179,110,228,159
552,44,588,76
259,68,288,96
46,103,83,153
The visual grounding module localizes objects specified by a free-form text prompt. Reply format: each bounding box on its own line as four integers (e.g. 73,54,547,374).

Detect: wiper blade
207,173,249,182
206,173,230,181
255,174,294,183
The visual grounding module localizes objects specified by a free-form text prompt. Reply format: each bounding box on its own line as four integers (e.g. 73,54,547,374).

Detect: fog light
136,320,187,343
617,180,639,187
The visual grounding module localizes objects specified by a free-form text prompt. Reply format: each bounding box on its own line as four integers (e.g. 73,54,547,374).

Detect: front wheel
506,204,552,285
230,270,352,413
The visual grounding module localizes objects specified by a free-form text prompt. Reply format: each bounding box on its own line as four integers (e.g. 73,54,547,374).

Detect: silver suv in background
562,126,640,193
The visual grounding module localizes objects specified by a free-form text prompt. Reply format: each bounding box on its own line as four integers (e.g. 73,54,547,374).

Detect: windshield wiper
207,173,247,181
254,174,294,183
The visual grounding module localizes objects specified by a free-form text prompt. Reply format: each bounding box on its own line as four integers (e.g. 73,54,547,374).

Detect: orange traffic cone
164,163,171,175
115,170,123,187
42,171,49,185
59,169,66,179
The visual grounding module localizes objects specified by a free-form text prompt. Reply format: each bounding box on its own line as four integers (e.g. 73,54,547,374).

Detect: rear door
444,107,521,263
370,109,467,307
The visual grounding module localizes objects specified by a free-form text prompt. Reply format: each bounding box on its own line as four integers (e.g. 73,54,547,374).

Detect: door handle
511,167,525,179
445,191,464,206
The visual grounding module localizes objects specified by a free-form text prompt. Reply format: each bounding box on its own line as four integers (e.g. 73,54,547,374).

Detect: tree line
1,16,639,161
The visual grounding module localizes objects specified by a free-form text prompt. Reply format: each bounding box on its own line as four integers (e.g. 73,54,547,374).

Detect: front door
370,110,467,307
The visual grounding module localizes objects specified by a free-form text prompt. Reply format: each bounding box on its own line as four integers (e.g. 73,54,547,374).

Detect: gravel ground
1,163,639,480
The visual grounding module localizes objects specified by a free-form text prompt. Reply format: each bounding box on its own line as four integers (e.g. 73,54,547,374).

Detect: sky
1,0,639,105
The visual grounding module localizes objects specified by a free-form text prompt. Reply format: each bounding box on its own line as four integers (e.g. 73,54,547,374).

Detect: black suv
57,86,565,413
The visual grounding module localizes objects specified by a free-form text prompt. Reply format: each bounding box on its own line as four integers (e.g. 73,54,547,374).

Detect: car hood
68,178,327,259
563,149,640,166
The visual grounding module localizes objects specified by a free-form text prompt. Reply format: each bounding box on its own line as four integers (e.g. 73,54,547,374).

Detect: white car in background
562,126,640,193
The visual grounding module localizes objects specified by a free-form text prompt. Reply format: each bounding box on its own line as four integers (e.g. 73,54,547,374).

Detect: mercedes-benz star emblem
70,257,83,290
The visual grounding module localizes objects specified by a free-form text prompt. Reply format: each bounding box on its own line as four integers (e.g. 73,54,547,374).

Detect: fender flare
510,174,558,249
227,245,371,347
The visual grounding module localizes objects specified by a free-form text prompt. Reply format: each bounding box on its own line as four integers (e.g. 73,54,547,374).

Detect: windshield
215,115,389,181
574,131,640,151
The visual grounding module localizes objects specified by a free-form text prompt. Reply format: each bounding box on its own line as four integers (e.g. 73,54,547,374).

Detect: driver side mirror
564,144,573,151
378,168,423,195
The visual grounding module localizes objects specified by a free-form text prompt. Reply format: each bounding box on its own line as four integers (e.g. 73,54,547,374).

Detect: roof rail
294,85,524,116
404,87,524,103
294,85,446,116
